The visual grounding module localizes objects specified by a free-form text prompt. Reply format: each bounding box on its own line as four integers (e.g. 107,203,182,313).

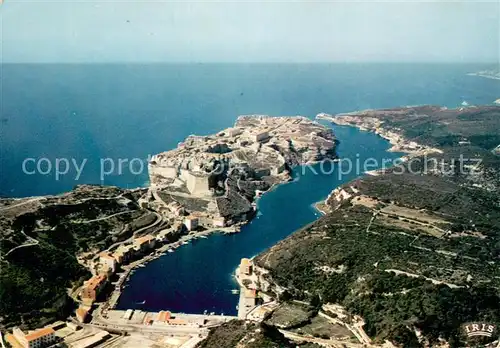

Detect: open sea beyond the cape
2,63,498,314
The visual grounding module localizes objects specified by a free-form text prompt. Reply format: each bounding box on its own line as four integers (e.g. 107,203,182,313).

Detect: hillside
252,106,500,347
0,185,151,329
196,320,321,348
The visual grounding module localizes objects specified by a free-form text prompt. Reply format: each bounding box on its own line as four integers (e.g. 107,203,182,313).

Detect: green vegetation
256,196,500,346
265,302,316,329
0,185,147,329
196,320,320,348
253,106,500,347
290,315,353,340
0,244,88,328
380,105,500,151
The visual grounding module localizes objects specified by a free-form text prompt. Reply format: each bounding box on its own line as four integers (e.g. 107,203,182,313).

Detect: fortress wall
271,155,286,176
179,169,191,183
254,168,271,179
149,165,178,179
271,162,286,176
182,170,212,196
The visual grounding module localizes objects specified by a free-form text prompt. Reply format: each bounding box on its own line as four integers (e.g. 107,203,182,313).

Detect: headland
147,115,336,230
230,105,500,348
0,115,337,347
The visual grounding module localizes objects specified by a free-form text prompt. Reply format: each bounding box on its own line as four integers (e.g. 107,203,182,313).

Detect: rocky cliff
148,115,337,227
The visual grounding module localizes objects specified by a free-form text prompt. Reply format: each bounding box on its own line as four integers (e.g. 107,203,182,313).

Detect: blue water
116,124,404,315
2,63,498,315
1,63,498,197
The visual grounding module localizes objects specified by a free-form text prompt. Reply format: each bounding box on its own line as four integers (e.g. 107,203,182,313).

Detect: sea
1,63,498,315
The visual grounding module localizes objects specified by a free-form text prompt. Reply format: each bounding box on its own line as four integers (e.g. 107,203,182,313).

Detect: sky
1,0,499,63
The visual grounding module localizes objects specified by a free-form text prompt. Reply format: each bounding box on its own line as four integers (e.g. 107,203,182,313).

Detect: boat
168,249,174,253
199,235,208,239
182,241,189,245
136,300,146,305
461,100,469,106
231,289,239,294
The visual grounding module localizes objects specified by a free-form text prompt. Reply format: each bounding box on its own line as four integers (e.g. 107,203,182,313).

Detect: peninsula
3,106,500,348
0,115,336,347
148,115,336,228
467,69,500,80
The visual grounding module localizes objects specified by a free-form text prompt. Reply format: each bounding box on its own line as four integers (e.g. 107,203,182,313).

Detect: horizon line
1,61,499,65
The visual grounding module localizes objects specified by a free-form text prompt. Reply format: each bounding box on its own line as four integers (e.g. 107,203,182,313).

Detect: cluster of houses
75,215,205,323
76,232,162,322
145,311,194,327
6,327,56,348
239,258,258,307
5,322,82,348
5,322,110,348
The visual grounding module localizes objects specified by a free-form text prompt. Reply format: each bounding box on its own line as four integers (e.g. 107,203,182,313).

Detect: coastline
115,157,336,304
118,156,332,274
2,110,428,331
316,111,442,156
245,108,418,284
244,106,500,347
231,115,415,312
0,115,340,325
466,72,500,80
106,116,340,312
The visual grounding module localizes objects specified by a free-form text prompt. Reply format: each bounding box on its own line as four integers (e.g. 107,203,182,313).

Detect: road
179,335,205,348
0,197,44,212
72,210,137,224
90,315,210,336
134,211,163,235
104,211,163,253
4,230,39,258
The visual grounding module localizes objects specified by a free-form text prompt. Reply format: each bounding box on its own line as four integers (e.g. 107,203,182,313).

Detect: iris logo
462,322,496,338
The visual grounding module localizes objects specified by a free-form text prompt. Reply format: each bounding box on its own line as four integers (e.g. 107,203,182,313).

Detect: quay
90,308,236,340
106,226,239,310
234,258,279,321
98,309,236,328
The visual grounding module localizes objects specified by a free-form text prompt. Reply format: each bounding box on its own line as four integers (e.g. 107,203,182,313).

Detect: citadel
147,115,337,229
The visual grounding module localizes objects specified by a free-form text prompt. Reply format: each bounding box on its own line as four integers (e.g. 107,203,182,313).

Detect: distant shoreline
466,72,500,80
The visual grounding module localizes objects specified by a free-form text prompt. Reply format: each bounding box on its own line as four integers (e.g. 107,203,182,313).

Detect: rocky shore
147,115,337,230
245,105,500,347
0,115,337,330
317,109,442,156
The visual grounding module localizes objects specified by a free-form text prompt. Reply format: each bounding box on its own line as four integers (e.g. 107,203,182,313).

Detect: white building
123,309,134,320
184,216,199,231
250,130,270,143
212,216,225,227
226,127,243,137
13,327,56,348
99,252,118,273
